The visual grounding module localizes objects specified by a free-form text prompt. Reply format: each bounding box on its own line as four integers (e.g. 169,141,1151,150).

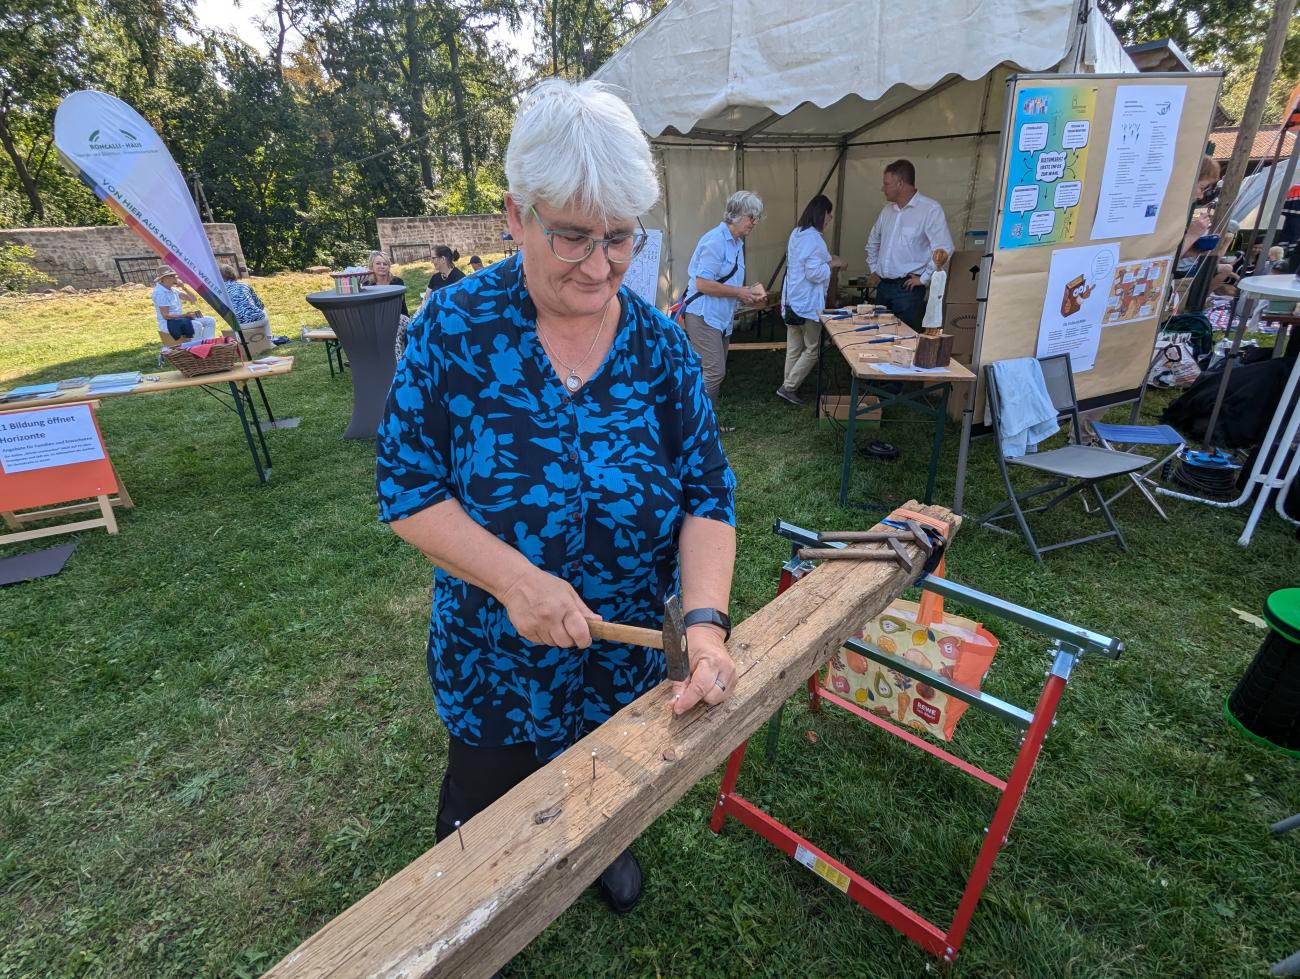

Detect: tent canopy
594,0,1135,299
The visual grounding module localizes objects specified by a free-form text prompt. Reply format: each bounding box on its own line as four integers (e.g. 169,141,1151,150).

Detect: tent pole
659,144,674,307
832,140,850,256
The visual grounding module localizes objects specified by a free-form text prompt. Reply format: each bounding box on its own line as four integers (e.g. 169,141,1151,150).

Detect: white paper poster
1090,85,1187,240
1036,243,1120,372
622,229,662,308
0,404,105,475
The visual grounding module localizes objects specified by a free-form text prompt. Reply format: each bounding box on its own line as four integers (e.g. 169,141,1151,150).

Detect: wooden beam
266,502,958,979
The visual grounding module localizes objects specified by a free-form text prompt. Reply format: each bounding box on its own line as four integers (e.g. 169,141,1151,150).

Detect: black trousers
435,737,544,842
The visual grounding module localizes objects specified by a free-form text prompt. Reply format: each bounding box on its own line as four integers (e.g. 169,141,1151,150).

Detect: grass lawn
1,267,1298,978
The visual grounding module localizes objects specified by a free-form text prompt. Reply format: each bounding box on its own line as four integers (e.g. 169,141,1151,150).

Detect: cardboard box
944,301,980,367
819,394,881,427
224,323,273,356
945,250,983,305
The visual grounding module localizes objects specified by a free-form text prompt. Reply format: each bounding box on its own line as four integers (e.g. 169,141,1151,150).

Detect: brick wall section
0,223,246,290
376,214,511,263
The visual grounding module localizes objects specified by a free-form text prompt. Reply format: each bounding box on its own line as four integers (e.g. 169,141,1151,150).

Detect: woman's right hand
499,567,602,648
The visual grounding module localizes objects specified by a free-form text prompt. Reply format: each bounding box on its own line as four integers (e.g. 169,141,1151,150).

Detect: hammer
587,593,690,681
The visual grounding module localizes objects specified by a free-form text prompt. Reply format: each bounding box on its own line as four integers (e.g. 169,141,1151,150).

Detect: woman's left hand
672,627,737,714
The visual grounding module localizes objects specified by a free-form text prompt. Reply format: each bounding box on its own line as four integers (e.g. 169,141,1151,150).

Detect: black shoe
775,386,804,405
597,848,642,914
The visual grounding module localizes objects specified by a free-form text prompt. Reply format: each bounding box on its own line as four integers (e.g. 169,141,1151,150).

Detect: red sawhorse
709,518,1123,965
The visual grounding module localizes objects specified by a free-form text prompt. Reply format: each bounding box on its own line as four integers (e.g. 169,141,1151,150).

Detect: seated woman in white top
776,195,846,405
151,267,217,344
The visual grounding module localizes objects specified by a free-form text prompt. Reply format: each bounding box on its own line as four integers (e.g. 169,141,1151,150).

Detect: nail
455,820,464,850
591,748,597,781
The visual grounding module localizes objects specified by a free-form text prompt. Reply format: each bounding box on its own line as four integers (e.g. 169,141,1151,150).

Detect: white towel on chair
989,358,1059,458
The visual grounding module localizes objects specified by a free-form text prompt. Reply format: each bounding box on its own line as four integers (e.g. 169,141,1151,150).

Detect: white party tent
593,0,1136,300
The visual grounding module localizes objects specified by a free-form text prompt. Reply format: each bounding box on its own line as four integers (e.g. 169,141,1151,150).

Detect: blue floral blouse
377,254,736,760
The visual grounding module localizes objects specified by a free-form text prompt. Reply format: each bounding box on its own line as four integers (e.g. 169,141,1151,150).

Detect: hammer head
662,593,689,681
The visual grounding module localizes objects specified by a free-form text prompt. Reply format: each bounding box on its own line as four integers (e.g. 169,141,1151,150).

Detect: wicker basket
163,340,243,377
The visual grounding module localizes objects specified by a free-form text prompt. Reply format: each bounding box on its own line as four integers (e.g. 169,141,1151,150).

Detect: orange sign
0,402,117,512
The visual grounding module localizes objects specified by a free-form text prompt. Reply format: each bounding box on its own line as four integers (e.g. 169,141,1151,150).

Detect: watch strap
683,607,732,641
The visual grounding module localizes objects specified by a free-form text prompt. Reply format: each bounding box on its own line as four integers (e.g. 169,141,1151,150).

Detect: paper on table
1,384,60,401
1090,84,1186,240
1036,242,1119,372
871,363,948,375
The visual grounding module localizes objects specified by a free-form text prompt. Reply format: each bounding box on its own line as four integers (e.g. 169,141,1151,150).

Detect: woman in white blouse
776,194,846,405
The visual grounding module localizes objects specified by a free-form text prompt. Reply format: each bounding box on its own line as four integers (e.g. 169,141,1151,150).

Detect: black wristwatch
683,607,732,641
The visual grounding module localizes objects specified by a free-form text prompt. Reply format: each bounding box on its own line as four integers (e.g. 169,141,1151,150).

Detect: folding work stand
709,520,1124,965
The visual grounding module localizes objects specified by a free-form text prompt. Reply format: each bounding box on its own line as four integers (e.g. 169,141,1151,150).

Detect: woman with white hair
680,190,767,426
377,79,737,915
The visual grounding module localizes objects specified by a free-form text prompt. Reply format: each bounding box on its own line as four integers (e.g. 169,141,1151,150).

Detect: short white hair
724,191,763,224
506,79,659,224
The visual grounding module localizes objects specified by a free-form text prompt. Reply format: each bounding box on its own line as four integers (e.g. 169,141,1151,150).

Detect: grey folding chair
978,354,1154,561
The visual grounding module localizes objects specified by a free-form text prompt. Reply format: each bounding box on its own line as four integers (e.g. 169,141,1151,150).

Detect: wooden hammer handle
798,547,898,561
588,620,664,649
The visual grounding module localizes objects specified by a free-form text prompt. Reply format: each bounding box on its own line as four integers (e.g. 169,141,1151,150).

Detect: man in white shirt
865,160,954,328
681,191,766,423
151,268,217,343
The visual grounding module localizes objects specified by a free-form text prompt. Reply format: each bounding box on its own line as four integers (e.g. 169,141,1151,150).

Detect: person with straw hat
151,267,216,343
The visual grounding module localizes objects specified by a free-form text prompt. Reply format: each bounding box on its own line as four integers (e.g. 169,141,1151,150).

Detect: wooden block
728,341,786,352
265,502,959,979
914,332,955,369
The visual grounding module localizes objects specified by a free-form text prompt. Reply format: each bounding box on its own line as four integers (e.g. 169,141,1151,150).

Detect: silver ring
714,676,727,692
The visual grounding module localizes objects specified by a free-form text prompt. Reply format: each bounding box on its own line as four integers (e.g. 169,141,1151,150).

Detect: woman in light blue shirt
777,195,846,405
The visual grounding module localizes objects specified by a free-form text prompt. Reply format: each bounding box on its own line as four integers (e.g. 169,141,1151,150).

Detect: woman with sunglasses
377,79,736,918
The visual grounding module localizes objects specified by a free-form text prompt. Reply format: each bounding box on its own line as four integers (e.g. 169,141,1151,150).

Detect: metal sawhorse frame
708,519,1124,965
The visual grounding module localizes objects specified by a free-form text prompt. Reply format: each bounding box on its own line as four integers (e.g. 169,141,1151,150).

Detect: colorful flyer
997,86,1098,250
1102,256,1172,326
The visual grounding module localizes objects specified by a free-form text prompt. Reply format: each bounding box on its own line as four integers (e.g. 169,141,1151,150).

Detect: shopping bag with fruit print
825,579,998,741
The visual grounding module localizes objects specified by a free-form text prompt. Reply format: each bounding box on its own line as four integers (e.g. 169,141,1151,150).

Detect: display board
975,72,1221,407
0,401,125,545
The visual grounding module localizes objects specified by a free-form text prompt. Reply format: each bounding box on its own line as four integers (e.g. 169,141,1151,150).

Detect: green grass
1,271,1298,978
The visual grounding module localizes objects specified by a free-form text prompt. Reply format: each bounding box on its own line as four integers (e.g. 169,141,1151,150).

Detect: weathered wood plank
266,502,957,979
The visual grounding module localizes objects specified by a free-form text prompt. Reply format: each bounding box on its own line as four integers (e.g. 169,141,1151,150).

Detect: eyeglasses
530,206,649,265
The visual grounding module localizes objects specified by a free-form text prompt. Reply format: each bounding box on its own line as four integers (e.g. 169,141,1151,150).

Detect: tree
1098,0,1273,70
0,0,84,220
526,0,665,80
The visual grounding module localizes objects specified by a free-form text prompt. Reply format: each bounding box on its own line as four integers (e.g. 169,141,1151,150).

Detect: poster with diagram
1102,255,1172,326
1036,242,1119,372
997,86,1097,250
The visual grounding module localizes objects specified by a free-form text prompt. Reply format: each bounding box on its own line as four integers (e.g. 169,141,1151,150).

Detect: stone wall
375,214,511,264
0,223,247,290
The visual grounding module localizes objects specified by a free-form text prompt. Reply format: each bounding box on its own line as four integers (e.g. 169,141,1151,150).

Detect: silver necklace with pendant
538,298,613,393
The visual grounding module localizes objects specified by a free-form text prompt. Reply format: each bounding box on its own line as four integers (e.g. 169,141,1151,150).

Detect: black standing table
305,284,407,440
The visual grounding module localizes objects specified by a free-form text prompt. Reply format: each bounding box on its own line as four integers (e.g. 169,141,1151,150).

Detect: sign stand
0,401,128,546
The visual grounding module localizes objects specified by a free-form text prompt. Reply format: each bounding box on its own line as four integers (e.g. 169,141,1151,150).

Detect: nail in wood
454,820,464,850
591,748,597,781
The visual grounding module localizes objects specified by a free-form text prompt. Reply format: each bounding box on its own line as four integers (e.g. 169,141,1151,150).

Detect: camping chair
979,354,1154,561
1083,421,1185,520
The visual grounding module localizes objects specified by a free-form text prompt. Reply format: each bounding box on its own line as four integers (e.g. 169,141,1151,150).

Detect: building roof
1209,126,1298,164
1124,39,1194,73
